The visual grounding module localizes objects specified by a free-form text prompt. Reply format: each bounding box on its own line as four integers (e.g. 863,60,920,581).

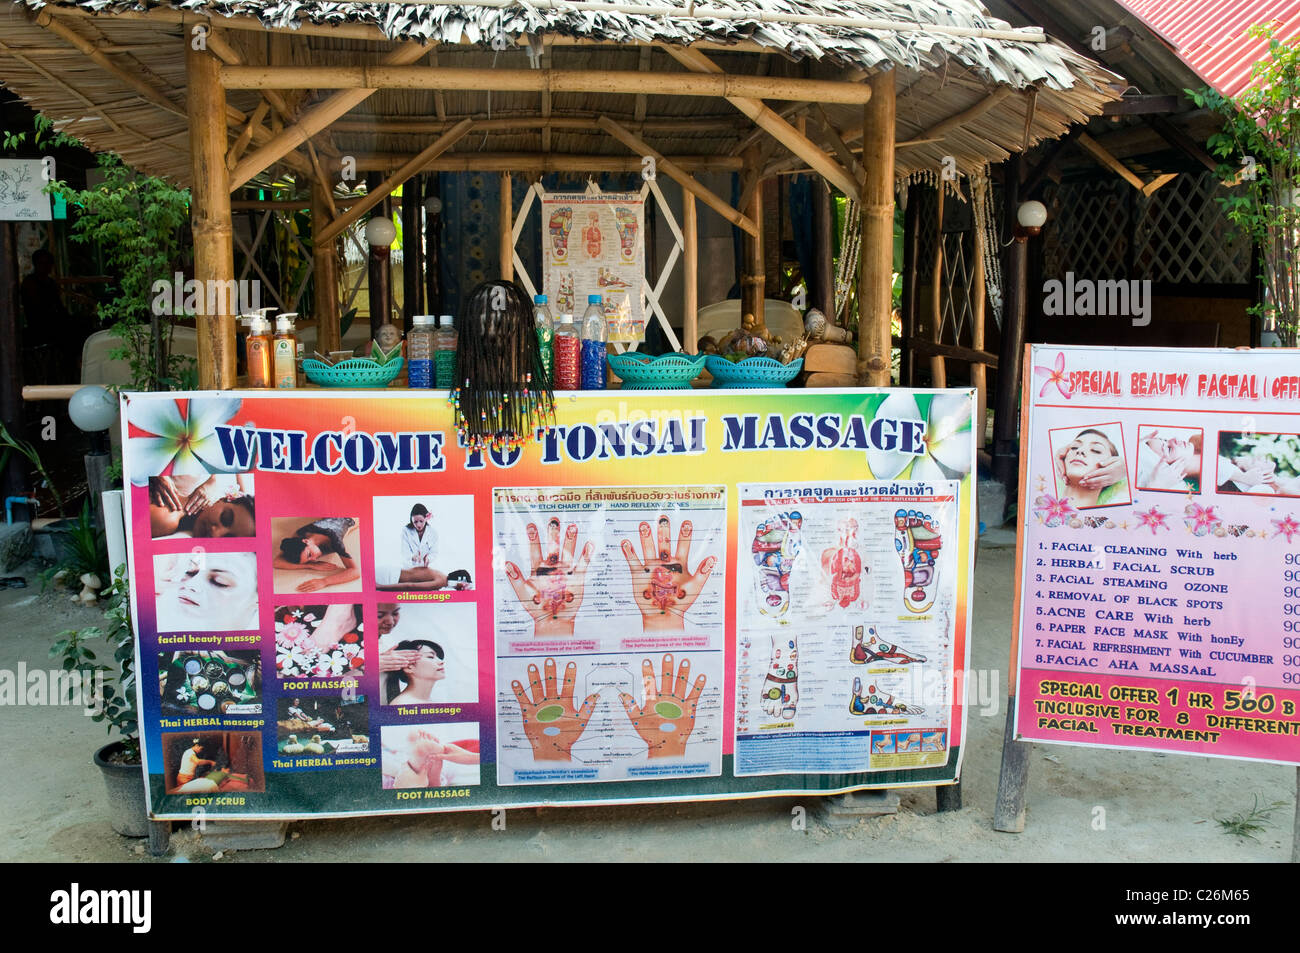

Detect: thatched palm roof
0,0,1122,186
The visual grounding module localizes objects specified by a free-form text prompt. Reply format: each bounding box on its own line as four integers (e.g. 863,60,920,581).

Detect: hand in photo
618,654,706,758
512,658,599,761
503,518,595,636
620,516,716,631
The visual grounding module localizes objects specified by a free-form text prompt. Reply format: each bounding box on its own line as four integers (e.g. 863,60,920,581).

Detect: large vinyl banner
122,389,976,818
1015,345,1300,765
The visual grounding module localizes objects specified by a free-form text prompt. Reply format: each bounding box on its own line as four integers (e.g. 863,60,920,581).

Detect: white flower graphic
865,392,974,482
126,395,243,485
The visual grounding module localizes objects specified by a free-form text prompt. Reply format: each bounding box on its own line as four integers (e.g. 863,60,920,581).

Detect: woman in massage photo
1135,426,1203,493
272,516,362,594
384,639,447,705
148,472,255,538
153,552,260,633
1051,423,1131,509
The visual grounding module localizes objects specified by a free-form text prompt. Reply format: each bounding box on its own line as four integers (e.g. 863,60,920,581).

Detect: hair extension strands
448,280,557,453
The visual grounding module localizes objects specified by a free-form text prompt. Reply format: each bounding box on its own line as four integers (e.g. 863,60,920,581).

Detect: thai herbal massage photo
1049,423,1131,509
148,471,256,538
153,552,260,633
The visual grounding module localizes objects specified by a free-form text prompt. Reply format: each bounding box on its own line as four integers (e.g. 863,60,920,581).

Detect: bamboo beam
634,46,652,123
329,116,748,135
316,118,474,245
329,153,743,173
219,65,877,105
660,46,862,199
896,86,1014,147
596,116,757,236
909,338,997,368
858,68,895,387
187,45,237,390
682,190,698,354
229,42,430,192
311,178,342,354
1075,132,1146,191
813,104,864,187
500,172,513,281
228,99,270,171
34,11,188,120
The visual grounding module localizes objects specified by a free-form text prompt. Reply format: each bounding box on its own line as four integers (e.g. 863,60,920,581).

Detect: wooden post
401,175,421,332
858,68,895,386
811,179,835,320
311,178,341,354
930,185,947,388
993,158,1027,491
500,172,513,282
187,44,237,390
900,184,920,386
682,189,698,353
740,149,766,332
971,204,988,450
424,174,442,316
0,223,24,507
993,343,1034,833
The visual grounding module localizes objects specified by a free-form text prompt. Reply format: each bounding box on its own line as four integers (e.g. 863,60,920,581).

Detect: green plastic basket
303,357,405,388
704,355,803,388
607,352,707,389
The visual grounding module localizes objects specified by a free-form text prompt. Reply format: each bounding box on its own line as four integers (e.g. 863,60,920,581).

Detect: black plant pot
93,741,149,837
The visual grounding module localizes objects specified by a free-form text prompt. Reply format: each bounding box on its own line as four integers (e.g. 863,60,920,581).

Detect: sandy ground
0,539,1293,863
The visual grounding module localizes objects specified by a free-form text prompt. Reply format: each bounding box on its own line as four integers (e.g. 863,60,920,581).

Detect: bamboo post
857,68,895,387
812,180,835,319
900,184,920,386
500,172,513,282
186,44,237,390
741,148,766,333
993,158,1027,492
401,175,422,330
682,189,698,353
424,174,442,315
971,206,988,449
930,185,947,388
311,178,342,354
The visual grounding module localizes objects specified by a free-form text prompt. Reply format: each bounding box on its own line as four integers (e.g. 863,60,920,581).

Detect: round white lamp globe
364,215,398,247
423,195,443,215
68,385,118,433
1017,200,1048,229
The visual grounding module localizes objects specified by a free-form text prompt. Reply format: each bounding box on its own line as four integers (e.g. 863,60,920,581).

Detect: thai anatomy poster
1015,344,1300,765
122,388,976,819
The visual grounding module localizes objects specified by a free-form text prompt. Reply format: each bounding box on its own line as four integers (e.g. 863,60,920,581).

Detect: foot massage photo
380,724,481,789
148,471,255,538
372,496,475,592
271,516,362,594
376,601,478,705
1049,423,1132,509
153,552,260,633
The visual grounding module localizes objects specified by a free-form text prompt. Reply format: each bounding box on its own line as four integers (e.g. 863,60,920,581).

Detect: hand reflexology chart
120,389,976,819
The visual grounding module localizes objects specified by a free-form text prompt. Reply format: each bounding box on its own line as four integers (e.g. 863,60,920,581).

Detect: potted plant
51,564,146,837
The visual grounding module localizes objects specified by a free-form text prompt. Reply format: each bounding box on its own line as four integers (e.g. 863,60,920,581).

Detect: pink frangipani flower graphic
1033,493,1076,528
1135,506,1169,535
1272,514,1300,544
1183,503,1222,537
1033,352,1072,400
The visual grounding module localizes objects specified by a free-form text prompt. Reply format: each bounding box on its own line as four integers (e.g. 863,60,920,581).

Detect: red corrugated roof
1119,0,1300,98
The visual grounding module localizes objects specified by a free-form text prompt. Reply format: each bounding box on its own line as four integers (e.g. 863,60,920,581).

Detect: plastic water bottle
553,314,580,390
581,295,606,390
434,314,458,389
534,295,555,384
408,315,435,388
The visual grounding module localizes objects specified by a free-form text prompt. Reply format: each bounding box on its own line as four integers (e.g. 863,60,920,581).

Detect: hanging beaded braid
449,280,556,453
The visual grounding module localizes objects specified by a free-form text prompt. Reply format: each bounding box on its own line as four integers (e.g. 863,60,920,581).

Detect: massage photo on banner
372,494,475,592
1047,422,1131,509
148,471,255,539
380,723,481,789
162,731,266,794
1134,425,1204,494
1216,431,1300,497
271,515,363,594
377,601,479,705
273,603,366,678
158,650,262,716
276,696,370,757
153,551,259,633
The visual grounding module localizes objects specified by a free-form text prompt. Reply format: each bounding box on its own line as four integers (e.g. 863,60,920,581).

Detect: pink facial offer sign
1014,344,1300,764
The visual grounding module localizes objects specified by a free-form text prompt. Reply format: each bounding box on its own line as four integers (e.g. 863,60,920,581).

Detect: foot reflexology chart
734,482,960,776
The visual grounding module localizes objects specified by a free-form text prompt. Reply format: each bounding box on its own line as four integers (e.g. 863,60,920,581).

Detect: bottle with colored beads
553,313,580,390
580,294,606,389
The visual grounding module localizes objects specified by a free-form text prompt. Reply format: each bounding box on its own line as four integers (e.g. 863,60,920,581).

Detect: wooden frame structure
0,0,1122,390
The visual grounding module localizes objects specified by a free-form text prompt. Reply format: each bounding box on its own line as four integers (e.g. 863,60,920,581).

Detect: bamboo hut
0,0,1121,394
